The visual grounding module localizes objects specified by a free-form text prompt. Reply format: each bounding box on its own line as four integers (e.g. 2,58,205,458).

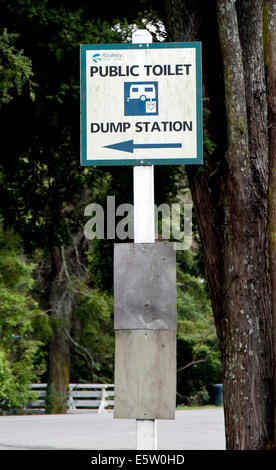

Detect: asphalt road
0,409,225,450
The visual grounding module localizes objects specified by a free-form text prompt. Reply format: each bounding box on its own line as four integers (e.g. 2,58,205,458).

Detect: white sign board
80,42,202,166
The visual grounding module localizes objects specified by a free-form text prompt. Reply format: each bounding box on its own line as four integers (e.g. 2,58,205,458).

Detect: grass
176,404,223,410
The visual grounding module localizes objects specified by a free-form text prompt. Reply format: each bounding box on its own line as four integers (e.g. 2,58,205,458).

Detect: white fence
30,383,114,414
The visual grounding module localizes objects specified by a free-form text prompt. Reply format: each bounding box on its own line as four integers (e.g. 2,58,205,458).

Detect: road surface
0,409,225,450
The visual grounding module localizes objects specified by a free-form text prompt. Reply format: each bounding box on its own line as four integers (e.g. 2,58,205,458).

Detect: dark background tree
0,0,183,413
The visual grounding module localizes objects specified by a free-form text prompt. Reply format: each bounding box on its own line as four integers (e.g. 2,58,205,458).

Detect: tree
0,228,49,413
0,1,129,412
264,0,276,443
0,0,184,413
160,0,275,449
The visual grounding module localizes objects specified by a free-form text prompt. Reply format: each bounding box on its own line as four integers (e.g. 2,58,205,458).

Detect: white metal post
132,29,157,450
136,419,158,450
133,165,155,243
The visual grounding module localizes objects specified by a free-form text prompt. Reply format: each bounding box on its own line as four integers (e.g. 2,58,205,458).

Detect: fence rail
30,383,114,414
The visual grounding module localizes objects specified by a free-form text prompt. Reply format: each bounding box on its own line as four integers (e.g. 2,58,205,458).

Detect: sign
80,42,202,166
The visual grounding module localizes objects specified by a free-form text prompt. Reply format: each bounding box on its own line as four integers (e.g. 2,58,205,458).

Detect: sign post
80,32,202,451
132,29,156,450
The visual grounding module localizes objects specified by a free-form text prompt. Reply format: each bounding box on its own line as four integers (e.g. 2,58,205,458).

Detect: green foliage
0,28,36,105
0,1,126,252
0,227,50,413
203,101,218,157
87,240,114,293
189,387,210,407
176,249,222,405
71,288,114,383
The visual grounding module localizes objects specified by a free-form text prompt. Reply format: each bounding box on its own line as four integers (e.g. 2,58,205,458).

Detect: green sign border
80,42,203,166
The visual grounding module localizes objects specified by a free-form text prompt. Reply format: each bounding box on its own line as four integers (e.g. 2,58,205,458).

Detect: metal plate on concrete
114,243,176,330
114,329,176,420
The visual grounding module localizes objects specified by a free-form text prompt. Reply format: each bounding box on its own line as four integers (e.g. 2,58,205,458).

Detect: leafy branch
0,28,37,105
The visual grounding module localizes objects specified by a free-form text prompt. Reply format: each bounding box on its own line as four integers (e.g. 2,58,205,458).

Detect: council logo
92,53,101,63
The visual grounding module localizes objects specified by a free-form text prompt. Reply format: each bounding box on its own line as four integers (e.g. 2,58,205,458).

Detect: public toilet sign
80,42,202,166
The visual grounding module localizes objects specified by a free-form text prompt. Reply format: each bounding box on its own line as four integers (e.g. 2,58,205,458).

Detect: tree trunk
217,0,273,449
47,247,73,413
47,234,88,413
162,0,274,449
264,0,276,445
